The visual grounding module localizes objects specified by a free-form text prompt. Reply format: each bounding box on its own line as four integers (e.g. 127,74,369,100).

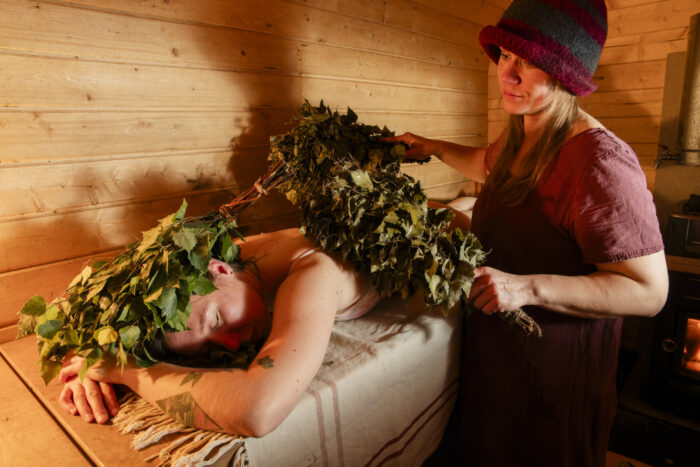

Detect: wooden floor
605,450,652,467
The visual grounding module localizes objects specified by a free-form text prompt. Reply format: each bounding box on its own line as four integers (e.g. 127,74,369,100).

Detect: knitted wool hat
479,0,607,97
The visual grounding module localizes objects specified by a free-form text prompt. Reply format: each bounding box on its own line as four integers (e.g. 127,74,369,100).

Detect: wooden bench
0,337,161,466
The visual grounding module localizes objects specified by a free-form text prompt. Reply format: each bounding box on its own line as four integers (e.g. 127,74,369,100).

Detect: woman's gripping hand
383,132,437,161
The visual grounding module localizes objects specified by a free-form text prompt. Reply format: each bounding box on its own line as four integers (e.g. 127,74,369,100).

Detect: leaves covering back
269,101,486,313
17,201,247,384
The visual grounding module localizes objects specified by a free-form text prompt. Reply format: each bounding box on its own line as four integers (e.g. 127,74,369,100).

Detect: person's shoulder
567,112,633,155
564,127,636,165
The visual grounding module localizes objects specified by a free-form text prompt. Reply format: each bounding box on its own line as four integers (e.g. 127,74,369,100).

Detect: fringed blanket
112,297,461,467
111,393,247,466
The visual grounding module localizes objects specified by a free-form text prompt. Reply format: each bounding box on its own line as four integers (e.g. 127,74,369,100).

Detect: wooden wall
0,0,501,341
488,0,700,190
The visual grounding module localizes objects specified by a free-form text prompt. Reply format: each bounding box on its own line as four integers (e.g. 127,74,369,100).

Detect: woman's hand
57,353,123,423
58,371,119,423
383,132,437,161
467,266,533,314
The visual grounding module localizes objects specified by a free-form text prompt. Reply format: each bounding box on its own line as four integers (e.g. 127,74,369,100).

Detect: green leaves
95,326,118,345
17,201,244,384
269,100,485,314
173,229,197,252
20,296,46,316
37,320,62,340
119,326,141,349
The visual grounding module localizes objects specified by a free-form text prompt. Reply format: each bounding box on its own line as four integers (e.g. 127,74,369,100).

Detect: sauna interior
1,0,700,465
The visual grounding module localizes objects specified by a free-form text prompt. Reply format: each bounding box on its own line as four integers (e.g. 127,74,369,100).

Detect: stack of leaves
269,100,486,313
18,201,246,384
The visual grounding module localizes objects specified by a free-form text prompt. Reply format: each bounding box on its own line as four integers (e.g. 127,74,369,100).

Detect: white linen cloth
242,296,462,466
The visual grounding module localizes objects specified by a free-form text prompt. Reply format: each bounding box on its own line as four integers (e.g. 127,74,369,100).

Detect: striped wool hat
479,0,607,97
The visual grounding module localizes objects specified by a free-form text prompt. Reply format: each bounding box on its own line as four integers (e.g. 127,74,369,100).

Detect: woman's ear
208,259,235,276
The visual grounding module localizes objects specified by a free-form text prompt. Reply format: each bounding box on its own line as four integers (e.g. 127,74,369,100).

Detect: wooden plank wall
488,0,700,190
0,0,501,341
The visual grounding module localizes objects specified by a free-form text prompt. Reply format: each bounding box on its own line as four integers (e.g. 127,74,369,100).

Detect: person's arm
467,250,669,319
60,251,344,437
384,132,489,183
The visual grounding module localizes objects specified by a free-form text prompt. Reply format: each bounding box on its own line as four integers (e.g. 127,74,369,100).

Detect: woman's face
497,47,556,116
163,260,271,356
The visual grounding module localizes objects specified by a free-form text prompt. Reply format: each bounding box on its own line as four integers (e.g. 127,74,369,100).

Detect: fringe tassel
112,392,248,466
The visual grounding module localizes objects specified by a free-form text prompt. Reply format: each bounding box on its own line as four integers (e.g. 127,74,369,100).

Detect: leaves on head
18,200,244,385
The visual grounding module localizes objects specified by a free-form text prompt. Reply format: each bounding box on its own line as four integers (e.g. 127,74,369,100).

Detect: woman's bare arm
468,250,669,319
385,132,489,183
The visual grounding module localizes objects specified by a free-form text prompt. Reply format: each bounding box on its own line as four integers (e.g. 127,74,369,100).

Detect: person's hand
58,373,119,424
59,352,119,384
58,352,122,423
382,132,436,161
467,266,533,314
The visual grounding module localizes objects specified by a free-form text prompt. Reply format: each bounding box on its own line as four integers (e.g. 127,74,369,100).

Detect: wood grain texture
0,250,120,330
0,338,161,466
50,0,484,68
0,354,90,466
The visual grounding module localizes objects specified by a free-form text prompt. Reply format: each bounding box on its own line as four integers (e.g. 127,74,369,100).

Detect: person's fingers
404,148,430,160
382,133,413,145
58,385,78,416
100,382,120,417
479,296,499,315
83,377,109,424
471,290,490,311
69,380,95,423
468,275,489,302
59,359,83,382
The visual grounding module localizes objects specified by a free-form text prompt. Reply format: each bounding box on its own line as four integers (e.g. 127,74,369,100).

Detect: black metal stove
649,194,700,419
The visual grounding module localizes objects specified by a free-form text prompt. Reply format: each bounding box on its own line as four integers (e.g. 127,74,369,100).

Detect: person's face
163,259,271,356
497,47,556,117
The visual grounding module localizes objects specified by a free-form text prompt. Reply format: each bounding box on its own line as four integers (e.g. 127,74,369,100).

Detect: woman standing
387,0,668,465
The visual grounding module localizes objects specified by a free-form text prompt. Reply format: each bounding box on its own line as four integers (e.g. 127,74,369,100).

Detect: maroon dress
461,129,664,466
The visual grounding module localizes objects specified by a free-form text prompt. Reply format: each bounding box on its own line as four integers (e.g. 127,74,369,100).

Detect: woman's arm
384,132,489,183
468,250,669,319
60,251,346,437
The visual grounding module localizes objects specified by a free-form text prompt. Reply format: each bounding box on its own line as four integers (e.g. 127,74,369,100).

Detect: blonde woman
386,0,668,465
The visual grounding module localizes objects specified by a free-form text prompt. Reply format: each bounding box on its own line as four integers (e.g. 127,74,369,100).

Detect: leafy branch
19,100,540,385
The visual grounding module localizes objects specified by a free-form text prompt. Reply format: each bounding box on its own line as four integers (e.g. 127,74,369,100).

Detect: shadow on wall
190,7,305,234
0,4,311,329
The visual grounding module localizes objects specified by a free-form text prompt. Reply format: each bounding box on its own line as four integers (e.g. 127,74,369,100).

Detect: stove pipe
679,13,700,165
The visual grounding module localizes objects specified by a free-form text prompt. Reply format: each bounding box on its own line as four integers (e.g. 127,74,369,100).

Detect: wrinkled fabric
245,297,462,467
460,128,663,467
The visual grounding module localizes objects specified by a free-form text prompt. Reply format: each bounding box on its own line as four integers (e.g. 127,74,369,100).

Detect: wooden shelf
666,255,700,275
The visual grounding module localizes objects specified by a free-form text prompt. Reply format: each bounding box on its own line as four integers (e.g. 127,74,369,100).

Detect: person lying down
58,227,383,437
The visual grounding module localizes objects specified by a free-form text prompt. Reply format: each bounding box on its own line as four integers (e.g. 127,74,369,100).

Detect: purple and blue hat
479,0,607,97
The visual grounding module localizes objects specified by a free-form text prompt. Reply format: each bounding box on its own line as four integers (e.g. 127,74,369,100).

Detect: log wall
0,0,499,340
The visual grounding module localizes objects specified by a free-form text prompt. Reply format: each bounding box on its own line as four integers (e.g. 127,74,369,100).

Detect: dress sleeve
571,136,664,264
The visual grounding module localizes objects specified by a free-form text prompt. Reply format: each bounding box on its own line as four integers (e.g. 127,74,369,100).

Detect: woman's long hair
486,82,579,205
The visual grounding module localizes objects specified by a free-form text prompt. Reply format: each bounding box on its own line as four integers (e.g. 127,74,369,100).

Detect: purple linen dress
461,128,664,466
